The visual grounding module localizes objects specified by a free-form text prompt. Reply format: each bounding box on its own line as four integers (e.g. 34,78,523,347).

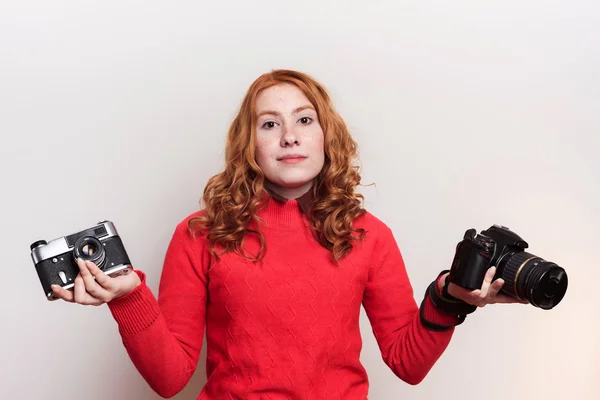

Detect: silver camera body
30,220,133,301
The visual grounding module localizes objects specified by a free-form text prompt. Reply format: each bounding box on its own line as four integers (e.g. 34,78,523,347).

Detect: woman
52,69,521,399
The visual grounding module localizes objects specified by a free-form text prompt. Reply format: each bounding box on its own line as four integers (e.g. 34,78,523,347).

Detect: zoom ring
501,252,538,300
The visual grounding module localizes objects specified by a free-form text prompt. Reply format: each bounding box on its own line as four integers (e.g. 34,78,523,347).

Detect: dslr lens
74,236,107,269
501,252,568,309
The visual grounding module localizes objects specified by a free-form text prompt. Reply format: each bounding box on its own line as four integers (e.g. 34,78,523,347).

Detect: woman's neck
264,180,313,200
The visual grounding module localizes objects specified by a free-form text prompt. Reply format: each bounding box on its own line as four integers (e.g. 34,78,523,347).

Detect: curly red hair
188,69,366,263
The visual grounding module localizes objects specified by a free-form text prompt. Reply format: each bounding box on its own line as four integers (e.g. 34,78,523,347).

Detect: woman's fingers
51,285,74,302
486,277,504,299
80,259,118,302
478,267,496,298
493,293,521,303
74,273,88,304
85,261,119,293
51,259,120,306
76,259,108,300
51,278,104,306
447,266,531,307
72,271,104,306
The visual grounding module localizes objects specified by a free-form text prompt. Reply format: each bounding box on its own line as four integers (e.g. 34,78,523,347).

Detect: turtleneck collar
260,186,315,228
264,186,315,215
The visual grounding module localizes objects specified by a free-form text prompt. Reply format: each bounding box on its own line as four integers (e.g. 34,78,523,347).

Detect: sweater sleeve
361,222,459,385
106,220,209,398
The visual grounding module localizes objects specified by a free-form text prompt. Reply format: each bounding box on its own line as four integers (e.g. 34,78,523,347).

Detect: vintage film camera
448,225,568,309
30,220,133,301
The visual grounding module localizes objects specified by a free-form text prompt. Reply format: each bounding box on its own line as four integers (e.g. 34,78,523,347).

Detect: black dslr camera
30,220,133,301
448,225,568,309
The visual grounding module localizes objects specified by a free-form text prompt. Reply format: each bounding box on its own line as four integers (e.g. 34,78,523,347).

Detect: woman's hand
51,258,141,306
441,266,528,308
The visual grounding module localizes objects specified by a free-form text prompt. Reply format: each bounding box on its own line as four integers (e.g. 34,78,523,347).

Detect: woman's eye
299,117,312,124
262,121,276,129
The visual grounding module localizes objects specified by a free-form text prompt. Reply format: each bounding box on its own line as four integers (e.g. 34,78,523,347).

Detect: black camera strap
419,270,477,331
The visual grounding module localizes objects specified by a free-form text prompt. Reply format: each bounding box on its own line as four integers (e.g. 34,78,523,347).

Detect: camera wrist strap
419,270,477,331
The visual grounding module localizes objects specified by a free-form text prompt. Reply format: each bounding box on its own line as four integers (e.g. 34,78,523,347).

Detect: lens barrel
73,236,107,269
501,251,568,309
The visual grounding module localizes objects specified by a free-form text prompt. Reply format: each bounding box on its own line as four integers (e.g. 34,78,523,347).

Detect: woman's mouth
278,155,307,164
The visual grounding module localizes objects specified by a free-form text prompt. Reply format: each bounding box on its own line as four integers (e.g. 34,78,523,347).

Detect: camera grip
35,254,79,299
448,240,491,291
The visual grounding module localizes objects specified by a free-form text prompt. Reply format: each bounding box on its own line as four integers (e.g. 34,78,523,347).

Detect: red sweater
107,196,458,399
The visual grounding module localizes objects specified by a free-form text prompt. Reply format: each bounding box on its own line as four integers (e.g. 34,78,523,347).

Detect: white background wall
2,1,598,399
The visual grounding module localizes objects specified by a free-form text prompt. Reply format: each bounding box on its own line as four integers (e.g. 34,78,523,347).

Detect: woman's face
254,83,325,199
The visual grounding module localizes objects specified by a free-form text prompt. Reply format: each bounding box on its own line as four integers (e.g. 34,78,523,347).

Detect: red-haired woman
52,70,523,399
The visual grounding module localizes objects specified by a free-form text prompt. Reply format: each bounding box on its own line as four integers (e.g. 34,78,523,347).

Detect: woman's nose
281,123,300,146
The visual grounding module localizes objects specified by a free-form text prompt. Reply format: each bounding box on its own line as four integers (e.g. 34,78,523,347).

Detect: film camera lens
73,236,107,269
500,252,568,309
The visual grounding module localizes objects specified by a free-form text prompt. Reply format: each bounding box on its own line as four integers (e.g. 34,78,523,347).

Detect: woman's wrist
113,269,143,300
437,272,449,295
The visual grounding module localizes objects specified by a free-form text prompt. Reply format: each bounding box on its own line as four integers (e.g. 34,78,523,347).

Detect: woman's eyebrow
256,105,315,118
293,105,316,114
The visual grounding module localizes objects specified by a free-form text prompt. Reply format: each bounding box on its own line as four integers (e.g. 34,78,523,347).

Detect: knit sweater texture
107,196,458,399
